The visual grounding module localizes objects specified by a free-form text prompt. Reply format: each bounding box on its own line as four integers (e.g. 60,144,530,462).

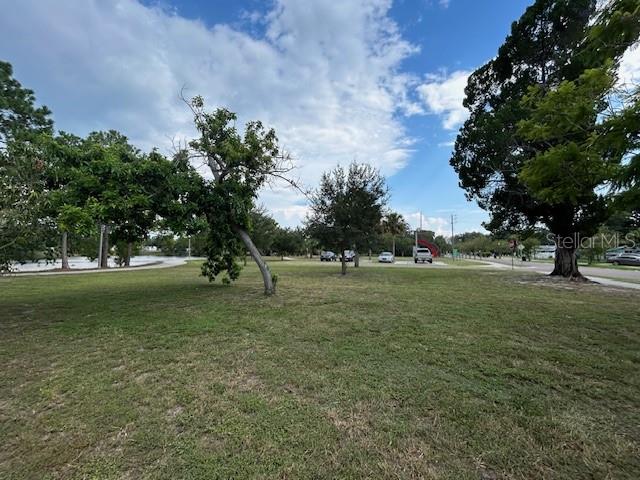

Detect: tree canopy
187,98,294,294
0,61,54,271
450,0,640,279
306,162,388,274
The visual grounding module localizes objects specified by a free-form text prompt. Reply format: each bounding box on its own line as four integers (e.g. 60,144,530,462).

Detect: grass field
1,262,639,479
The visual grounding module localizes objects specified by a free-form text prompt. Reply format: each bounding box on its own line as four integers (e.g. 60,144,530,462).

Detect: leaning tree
450,0,640,279
187,97,295,295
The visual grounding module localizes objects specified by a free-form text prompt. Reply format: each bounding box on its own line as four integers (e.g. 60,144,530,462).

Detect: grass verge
1,262,639,479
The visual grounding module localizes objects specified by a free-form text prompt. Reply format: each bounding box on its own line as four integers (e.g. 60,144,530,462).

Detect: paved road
353,256,640,290
477,257,640,280
359,259,448,268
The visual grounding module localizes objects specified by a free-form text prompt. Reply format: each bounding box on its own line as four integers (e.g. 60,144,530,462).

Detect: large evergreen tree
0,61,54,271
450,0,640,279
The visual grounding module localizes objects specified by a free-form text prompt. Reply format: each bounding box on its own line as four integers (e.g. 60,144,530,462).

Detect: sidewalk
476,258,640,290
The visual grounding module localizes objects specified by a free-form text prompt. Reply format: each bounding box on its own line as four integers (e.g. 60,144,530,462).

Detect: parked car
607,253,640,266
606,247,640,259
413,246,433,264
605,247,626,260
341,250,356,262
378,251,394,263
320,251,337,262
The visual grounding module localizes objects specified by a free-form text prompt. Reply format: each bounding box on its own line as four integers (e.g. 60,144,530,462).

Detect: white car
378,251,395,263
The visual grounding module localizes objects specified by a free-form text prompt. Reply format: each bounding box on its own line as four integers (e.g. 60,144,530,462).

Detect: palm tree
382,212,408,257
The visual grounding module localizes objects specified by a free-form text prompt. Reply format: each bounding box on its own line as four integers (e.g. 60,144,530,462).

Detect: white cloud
416,70,470,130
0,0,418,227
618,43,640,87
401,211,450,237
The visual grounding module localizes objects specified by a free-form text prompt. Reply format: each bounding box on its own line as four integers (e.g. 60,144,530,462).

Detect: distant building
534,245,556,259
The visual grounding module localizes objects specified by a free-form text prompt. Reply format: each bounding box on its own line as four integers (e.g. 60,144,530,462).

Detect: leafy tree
109,149,179,266
381,212,409,257
433,235,450,255
42,132,97,269
0,61,52,146
306,162,388,275
272,227,305,259
84,130,139,154
187,99,294,295
393,233,415,257
0,60,54,271
158,149,208,239
522,236,541,260
605,210,639,235
450,0,639,279
61,133,185,268
249,206,280,255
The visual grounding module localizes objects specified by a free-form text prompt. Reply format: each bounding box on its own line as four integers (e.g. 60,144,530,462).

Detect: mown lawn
1,262,639,479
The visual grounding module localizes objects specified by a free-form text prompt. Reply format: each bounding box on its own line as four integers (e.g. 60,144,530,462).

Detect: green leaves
0,60,52,146
306,162,388,254
517,67,617,205
0,61,54,270
451,0,639,243
188,100,287,286
57,204,95,236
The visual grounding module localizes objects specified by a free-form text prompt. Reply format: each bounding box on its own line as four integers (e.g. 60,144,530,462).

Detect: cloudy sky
1,0,638,235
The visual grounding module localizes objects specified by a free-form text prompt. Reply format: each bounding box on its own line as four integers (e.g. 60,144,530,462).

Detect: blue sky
0,0,536,235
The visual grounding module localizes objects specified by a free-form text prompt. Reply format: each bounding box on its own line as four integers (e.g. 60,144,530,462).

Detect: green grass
434,257,482,267
1,262,639,479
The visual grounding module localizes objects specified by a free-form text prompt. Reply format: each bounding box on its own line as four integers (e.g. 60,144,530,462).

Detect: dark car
608,253,640,266
320,251,337,262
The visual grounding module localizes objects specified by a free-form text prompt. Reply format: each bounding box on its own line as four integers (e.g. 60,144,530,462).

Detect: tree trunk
61,232,69,270
100,225,109,269
354,251,360,268
233,225,275,295
550,243,585,280
341,248,347,276
392,236,396,257
125,241,133,267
